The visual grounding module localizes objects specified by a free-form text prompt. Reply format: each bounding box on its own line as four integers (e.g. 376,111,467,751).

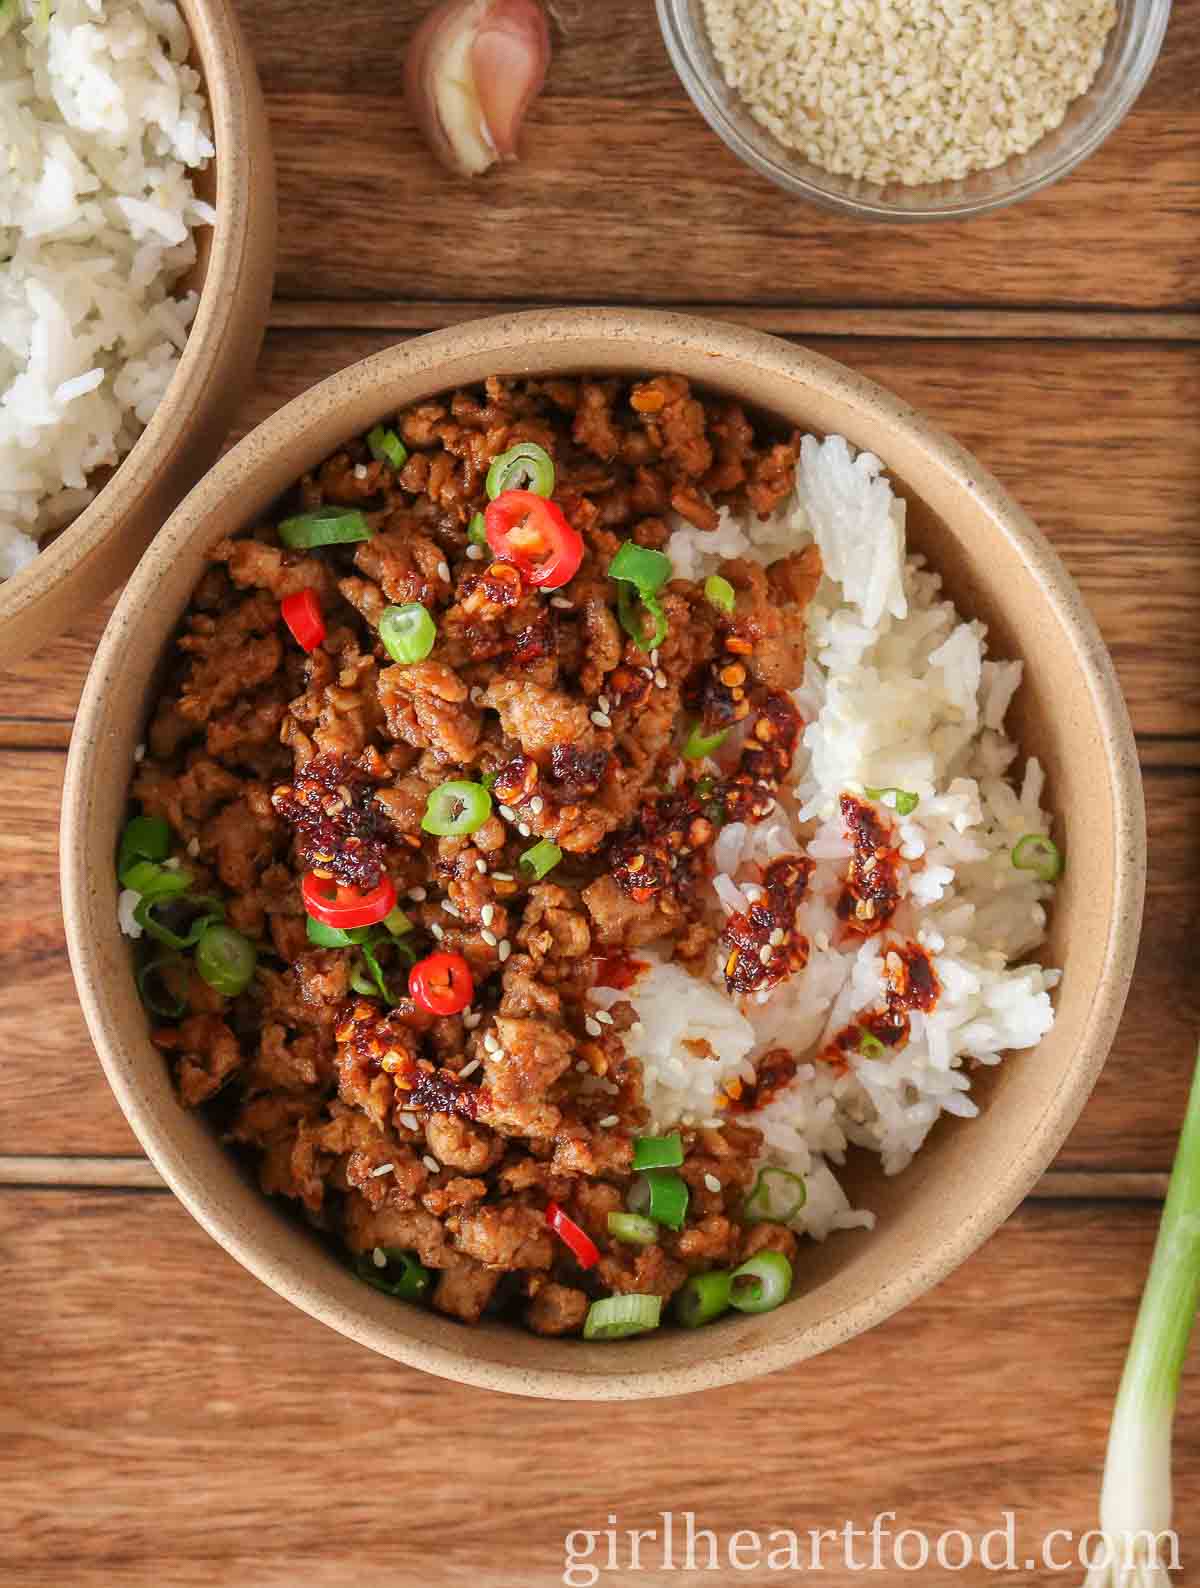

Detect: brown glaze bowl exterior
61,310,1146,1399
0,0,276,672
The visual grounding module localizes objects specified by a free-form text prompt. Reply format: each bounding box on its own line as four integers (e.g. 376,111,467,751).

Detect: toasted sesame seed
815,930,831,952
462,1010,482,1030
431,923,445,941
372,1247,387,1268
518,823,531,837
755,989,770,1005
442,900,461,918
498,939,511,962
590,711,612,728
466,543,485,560
491,871,514,882
354,463,368,480
649,649,659,667
550,595,573,610
499,804,516,821
597,695,610,714
594,1009,614,1026
529,796,544,815
481,903,495,927
422,1155,441,1175
459,1058,481,1078
475,858,488,874
585,1016,602,1037
437,560,451,583
759,944,773,965
399,1112,419,1131
654,669,668,689
469,686,485,705
630,1021,645,1037
407,885,427,902
598,1114,619,1128
769,928,785,946
576,1059,591,1073
481,929,498,947
370,1162,394,1178
186,836,200,858
483,1032,500,1053
704,1173,722,1193
133,742,146,762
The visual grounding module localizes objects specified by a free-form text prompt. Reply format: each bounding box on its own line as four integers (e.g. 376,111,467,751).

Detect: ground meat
525,1282,589,1336
378,660,481,763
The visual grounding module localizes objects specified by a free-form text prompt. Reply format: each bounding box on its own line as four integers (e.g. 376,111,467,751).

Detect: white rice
621,435,1061,1241
0,0,214,578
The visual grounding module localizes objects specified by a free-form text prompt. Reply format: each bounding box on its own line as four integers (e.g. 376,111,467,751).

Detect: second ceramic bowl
61,309,1145,1399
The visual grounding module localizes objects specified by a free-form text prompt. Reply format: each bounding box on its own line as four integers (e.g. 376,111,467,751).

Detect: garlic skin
406,0,551,178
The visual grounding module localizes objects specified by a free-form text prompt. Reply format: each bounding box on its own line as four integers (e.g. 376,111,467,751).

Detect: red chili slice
545,1200,600,1270
485,490,584,589
281,588,326,652
408,951,474,1016
302,871,396,929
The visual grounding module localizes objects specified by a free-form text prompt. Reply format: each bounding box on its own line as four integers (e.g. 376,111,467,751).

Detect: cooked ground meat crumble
128,373,823,1335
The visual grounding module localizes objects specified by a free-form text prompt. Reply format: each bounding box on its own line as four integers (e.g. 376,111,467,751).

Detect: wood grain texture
3,332,1199,738
237,0,1200,309
0,743,1192,1168
0,1191,1195,1587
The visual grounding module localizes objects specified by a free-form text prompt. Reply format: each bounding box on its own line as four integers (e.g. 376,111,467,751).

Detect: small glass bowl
656,0,1171,221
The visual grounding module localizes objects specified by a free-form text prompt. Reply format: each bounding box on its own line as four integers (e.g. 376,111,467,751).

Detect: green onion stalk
1083,1044,1200,1588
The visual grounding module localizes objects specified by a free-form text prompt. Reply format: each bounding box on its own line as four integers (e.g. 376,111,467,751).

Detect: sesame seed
498,939,511,962
133,742,146,762
598,1114,619,1129
518,823,531,838
466,543,485,560
372,1247,387,1268
437,560,451,583
163,857,181,872
769,928,785,946
649,649,659,667
529,796,544,815
462,1010,482,1030
499,804,516,821
704,1173,722,1193
459,1058,481,1078
491,871,514,882
186,837,200,859
481,929,498,947
354,463,368,480
585,1016,602,1037
755,989,770,1005
407,886,427,902
399,1113,418,1131
483,1032,500,1053
815,931,831,952
550,595,573,610
759,944,773,965
442,900,461,918
597,695,610,714
630,1021,645,1037
481,904,495,927
422,1155,441,1175
654,670,667,689
590,711,612,728
469,686,485,705
594,1010,614,1026
475,858,488,874
576,1059,591,1073
431,923,445,941
370,1162,394,1178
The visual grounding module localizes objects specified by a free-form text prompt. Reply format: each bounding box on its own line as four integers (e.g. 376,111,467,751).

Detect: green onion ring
486,441,555,500
135,951,189,1019
277,506,372,549
682,722,729,760
194,924,257,998
674,1270,733,1328
379,602,437,664
421,780,493,837
628,1168,689,1230
865,785,920,817
742,1166,807,1224
367,425,408,471
631,1132,684,1171
729,1250,794,1314
582,1293,662,1340
1011,832,1063,882
117,814,170,885
606,1212,659,1247
703,574,736,615
354,1248,432,1301
520,839,562,880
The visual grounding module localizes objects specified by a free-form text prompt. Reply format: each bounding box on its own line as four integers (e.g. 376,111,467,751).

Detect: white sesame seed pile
700,0,1117,187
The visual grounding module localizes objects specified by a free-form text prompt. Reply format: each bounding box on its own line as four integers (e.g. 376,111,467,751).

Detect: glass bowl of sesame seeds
657,0,1171,221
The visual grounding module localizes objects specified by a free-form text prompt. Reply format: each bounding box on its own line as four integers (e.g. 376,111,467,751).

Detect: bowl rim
655,0,1173,221
62,308,1147,1399
0,0,267,638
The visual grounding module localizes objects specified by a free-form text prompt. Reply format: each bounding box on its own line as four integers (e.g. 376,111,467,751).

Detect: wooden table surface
3,4,1200,1584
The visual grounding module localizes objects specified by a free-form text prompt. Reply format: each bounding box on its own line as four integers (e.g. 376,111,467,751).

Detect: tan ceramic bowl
61,310,1146,1399
0,0,276,672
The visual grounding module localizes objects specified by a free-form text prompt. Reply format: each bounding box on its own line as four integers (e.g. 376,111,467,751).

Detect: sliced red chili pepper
302,870,396,930
485,489,584,590
546,1200,600,1270
281,588,326,652
408,951,473,1016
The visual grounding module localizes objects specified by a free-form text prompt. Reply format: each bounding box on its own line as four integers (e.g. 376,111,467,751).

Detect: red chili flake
719,689,802,825
408,1060,479,1120
723,1045,798,1114
549,744,610,803
271,751,393,890
720,854,814,996
817,940,941,1068
510,611,554,667
609,785,717,904
835,793,903,937
492,753,539,807
592,953,649,990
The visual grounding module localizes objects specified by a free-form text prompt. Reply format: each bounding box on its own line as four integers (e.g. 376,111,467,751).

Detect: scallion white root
1083,1045,1200,1587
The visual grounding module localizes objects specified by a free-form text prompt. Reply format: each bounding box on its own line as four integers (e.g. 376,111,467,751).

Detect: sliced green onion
382,907,413,937
480,770,498,791
486,441,555,500
608,541,672,595
358,940,393,1002
606,1212,659,1247
865,785,920,817
703,574,736,615
729,1250,793,1314
628,1169,689,1230
582,1293,662,1340
520,839,562,880
1012,832,1063,882
421,779,493,837
743,1166,807,1224
354,1247,433,1301
682,721,729,760
350,959,380,998
120,859,176,896
674,1270,733,1328
194,925,257,998
135,952,189,1019
134,892,224,951
306,917,371,948
468,512,488,546
278,506,372,549
858,1030,886,1060
616,583,668,654
380,602,437,664
367,425,408,471
117,815,170,884
1085,1043,1200,1582
632,1132,683,1171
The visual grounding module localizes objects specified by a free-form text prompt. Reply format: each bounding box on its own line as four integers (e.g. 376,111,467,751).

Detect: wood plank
4,332,1198,738
0,1191,1195,1587
0,744,1193,1170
